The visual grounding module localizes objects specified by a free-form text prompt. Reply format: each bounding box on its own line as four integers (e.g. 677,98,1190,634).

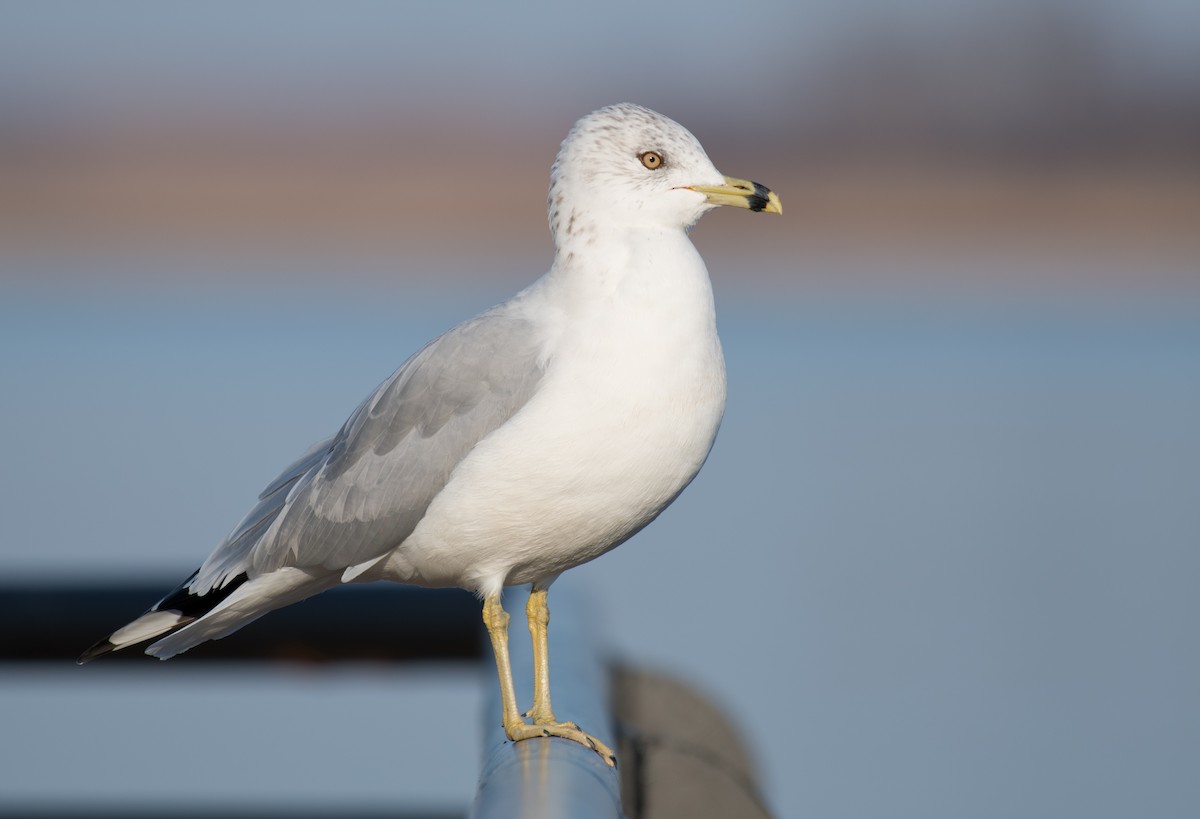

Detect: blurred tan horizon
4,123,1195,297
3,127,1196,243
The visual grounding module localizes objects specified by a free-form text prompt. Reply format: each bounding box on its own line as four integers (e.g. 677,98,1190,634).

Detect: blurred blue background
1,2,1198,817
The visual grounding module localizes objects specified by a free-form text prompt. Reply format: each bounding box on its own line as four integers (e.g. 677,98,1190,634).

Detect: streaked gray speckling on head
547,103,724,244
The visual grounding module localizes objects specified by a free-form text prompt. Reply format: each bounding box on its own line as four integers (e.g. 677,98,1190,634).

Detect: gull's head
548,103,781,242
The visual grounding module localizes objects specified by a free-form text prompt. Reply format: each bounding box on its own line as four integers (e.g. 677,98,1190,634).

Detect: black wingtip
77,639,117,665
75,569,246,665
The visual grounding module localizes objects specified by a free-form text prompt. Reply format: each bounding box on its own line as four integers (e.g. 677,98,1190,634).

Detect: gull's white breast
388,229,727,594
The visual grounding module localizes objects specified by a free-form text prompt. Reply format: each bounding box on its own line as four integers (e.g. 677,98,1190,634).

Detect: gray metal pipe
471,579,623,819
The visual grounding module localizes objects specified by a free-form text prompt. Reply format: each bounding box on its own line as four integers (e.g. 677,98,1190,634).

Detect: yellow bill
686,175,782,214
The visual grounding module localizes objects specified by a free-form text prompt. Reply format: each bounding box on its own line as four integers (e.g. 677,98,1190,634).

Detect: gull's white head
548,103,781,243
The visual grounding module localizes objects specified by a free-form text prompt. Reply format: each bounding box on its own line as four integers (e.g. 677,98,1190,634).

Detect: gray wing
192,308,546,593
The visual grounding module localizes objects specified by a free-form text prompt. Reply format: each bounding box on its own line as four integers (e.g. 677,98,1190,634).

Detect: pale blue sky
2,0,1196,130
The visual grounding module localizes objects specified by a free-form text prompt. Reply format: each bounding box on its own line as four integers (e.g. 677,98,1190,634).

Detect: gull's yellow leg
524,587,562,725
525,587,616,766
481,590,617,767
482,592,525,731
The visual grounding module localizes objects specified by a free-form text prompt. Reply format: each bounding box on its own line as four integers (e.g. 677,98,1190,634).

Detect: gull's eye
639,151,664,170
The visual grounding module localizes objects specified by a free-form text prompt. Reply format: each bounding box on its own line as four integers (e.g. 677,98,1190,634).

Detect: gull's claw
502,718,617,767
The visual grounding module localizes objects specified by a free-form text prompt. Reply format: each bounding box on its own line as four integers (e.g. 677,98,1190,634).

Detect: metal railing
1,581,774,819
1,581,481,663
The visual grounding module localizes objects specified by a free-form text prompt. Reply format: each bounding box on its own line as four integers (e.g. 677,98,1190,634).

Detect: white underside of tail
146,567,336,659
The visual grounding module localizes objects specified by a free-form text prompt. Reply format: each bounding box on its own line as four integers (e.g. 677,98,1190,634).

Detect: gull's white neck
543,222,717,325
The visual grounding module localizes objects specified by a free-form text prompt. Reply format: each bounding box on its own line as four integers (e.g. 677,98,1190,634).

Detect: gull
78,103,781,765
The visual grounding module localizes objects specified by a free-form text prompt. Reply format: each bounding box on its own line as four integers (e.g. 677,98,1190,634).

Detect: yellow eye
639,151,664,170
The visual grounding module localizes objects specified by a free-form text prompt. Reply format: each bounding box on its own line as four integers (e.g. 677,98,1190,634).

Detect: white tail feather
109,610,189,649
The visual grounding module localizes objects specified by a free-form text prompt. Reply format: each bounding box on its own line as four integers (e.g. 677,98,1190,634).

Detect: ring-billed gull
78,103,781,765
